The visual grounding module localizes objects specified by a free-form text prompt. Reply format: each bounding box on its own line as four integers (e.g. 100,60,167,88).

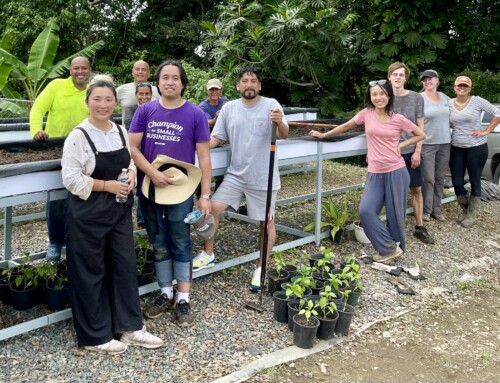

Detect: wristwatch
200,194,211,200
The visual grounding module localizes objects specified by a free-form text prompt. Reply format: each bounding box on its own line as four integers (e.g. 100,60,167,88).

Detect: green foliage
440,70,500,104
303,194,349,239
201,0,360,115
135,233,152,274
272,250,287,274
0,19,104,116
298,297,318,322
315,296,337,319
181,61,239,105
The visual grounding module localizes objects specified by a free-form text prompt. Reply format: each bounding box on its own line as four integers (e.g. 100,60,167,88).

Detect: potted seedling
314,297,339,340
293,298,320,349
268,250,289,295
10,261,38,311
135,233,155,286
335,290,356,336
303,194,350,243
46,270,69,311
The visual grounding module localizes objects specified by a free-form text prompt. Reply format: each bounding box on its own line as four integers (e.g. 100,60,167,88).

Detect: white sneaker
85,339,128,355
192,250,215,272
120,326,164,349
250,267,262,292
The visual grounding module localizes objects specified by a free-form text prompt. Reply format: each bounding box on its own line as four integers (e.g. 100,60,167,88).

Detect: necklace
454,97,470,107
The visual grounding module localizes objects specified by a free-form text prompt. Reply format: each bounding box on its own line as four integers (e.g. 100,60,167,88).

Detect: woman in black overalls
62,77,163,355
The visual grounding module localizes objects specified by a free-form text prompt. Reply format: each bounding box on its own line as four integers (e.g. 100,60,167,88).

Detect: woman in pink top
309,80,425,264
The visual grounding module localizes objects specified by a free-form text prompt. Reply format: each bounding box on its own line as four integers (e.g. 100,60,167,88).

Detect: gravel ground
1,161,500,383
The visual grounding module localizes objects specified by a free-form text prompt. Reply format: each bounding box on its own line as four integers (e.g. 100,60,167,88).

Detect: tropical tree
0,19,104,115
201,0,360,115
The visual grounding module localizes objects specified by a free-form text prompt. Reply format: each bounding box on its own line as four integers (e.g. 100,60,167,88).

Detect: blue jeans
139,196,193,287
450,143,488,197
47,198,67,245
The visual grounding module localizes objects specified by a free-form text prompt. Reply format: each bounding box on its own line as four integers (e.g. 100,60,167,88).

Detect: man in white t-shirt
192,67,289,292
116,60,160,127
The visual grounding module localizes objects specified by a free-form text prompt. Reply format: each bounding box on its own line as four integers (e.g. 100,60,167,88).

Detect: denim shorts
402,152,424,188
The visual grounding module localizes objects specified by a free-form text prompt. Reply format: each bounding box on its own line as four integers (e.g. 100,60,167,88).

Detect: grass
458,277,500,292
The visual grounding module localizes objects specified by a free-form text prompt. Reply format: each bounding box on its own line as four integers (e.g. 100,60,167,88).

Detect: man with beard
192,67,289,291
29,56,92,262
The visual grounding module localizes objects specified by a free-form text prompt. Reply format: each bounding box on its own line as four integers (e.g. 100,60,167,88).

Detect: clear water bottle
184,210,202,224
116,168,128,203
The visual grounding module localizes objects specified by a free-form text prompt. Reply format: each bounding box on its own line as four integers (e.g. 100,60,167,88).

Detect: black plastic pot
285,265,299,280
287,299,301,331
272,290,288,323
308,253,324,267
316,309,339,340
311,280,325,295
332,229,344,244
335,303,355,335
46,282,69,311
293,314,320,349
346,290,362,307
340,259,361,270
10,282,34,311
267,269,289,295
0,276,12,305
312,271,330,283
137,268,155,286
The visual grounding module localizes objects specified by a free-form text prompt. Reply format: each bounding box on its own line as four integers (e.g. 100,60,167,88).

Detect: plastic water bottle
116,168,128,203
184,210,202,224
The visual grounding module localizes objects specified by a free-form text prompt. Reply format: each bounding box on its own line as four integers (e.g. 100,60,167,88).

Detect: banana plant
0,19,104,115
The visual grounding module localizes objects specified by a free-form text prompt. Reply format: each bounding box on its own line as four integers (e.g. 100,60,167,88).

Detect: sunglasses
369,79,387,87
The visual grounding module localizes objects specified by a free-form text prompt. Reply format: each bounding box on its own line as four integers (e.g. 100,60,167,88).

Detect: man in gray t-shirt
388,62,435,245
192,67,289,292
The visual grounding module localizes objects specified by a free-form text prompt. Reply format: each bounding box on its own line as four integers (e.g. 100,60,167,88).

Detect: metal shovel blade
244,301,266,312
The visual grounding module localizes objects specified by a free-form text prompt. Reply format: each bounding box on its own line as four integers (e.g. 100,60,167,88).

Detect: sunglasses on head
369,80,387,87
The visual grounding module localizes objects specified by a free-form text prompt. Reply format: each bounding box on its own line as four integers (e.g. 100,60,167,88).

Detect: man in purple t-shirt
129,60,211,327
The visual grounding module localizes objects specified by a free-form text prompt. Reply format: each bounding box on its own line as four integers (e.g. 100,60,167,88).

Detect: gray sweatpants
421,143,450,215
359,167,410,255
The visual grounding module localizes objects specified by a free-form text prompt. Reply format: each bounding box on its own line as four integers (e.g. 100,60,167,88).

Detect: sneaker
430,212,445,222
192,250,215,272
176,300,195,327
422,213,430,222
413,226,435,244
85,339,127,355
121,326,164,349
46,243,62,262
249,269,261,292
144,293,176,319
373,245,403,265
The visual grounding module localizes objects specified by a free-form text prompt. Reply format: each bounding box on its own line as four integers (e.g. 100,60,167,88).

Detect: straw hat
141,155,201,205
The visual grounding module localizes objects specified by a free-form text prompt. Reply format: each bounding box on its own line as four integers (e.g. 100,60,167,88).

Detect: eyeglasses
369,80,387,87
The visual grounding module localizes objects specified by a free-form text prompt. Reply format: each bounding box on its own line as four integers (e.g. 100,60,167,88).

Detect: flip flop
386,276,416,295
371,262,403,276
403,263,426,280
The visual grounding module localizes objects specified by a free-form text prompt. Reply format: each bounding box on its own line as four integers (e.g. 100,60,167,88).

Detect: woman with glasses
419,70,451,222
124,82,153,130
449,76,500,228
309,80,425,264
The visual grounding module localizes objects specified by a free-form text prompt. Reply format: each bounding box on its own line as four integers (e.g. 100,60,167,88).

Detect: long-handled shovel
245,122,278,312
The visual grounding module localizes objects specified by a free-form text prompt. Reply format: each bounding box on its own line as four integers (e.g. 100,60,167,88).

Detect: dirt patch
253,287,500,383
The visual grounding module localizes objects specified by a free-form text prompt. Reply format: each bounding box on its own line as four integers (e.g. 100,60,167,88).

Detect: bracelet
200,194,211,200
102,181,106,192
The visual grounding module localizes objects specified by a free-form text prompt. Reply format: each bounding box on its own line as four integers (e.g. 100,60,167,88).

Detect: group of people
29,55,499,354
30,57,288,354
310,62,500,264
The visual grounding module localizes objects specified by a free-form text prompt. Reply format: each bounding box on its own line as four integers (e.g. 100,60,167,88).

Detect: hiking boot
430,212,445,222
413,226,435,244
192,250,215,272
456,194,468,223
460,196,480,228
373,245,403,265
144,293,175,319
176,300,195,327
85,339,127,355
121,326,164,349
46,243,62,262
422,213,430,222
